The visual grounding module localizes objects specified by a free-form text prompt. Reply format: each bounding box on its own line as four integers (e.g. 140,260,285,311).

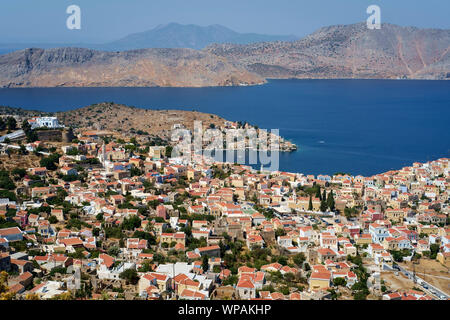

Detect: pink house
156,205,167,219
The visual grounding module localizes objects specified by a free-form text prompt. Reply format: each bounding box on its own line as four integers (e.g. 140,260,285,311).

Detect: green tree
0,171,15,190
119,268,139,285
315,185,321,200
308,196,313,211
202,255,209,272
22,120,38,142
11,168,27,179
293,253,306,267
6,117,17,131
40,153,61,171
122,215,141,230
428,243,440,259
48,216,58,224
327,191,335,211
320,198,328,212
107,246,120,257
333,277,347,287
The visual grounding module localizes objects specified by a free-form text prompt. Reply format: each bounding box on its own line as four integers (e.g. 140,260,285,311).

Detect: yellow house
149,146,166,159
208,205,221,217
437,252,450,267
382,237,399,251
417,224,439,235
296,197,320,211
385,209,404,223
235,188,245,200
309,272,331,291
387,200,402,210
175,277,201,296
355,234,372,246
160,232,186,246
138,274,158,294
187,169,200,181
231,177,244,188
334,224,344,234
343,243,357,256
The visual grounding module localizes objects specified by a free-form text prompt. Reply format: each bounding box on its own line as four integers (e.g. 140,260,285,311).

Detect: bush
333,277,347,287
107,246,120,257
222,275,238,286
49,266,67,276
293,253,306,267
48,216,58,224
40,153,60,170
122,215,141,231
119,268,139,285
0,170,15,190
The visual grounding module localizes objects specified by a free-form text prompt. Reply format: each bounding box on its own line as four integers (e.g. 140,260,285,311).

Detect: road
395,263,449,300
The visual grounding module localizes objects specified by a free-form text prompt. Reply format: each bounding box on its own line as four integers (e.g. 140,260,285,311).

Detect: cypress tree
315,185,321,200
320,198,327,212
308,196,313,211
327,191,335,211
322,189,327,203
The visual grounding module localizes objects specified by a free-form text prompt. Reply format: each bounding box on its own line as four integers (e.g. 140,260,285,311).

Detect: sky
0,0,449,43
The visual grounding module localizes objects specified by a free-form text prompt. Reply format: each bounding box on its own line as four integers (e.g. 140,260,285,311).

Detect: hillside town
0,115,449,301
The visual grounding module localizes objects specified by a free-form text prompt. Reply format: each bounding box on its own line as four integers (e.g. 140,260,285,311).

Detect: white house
28,117,63,129
277,236,293,248
369,223,389,244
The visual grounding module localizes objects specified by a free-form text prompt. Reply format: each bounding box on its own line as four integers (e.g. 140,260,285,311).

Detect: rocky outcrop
0,47,264,88
206,23,450,80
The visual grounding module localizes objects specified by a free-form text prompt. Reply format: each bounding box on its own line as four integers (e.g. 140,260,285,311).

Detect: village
0,115,449,301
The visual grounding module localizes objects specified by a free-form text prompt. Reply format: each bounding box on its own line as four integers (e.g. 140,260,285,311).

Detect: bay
0,79,449,176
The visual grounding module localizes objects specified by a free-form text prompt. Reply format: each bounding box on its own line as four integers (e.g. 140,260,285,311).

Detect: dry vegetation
56,103,228,139
0,153,42,172
401,259,450,294
381,271,417,292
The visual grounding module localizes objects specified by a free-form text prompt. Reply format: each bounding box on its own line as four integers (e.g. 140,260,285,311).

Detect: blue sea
0,79,449,176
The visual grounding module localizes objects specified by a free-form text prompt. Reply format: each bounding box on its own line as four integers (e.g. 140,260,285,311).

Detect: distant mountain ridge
0,23,298,53
104,23,299,50
0,23,448,88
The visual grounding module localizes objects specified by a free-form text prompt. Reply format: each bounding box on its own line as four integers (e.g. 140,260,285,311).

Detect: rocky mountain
0,47,264,87
206,23,450,80
104,23,298,50
0,23,448,88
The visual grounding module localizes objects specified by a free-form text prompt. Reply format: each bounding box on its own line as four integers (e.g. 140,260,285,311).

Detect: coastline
2,77,450,90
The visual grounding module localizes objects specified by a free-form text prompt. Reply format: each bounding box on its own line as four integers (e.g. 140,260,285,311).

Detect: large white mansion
28,117,63,129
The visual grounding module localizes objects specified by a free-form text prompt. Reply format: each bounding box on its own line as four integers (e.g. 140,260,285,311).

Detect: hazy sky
0,0,449,43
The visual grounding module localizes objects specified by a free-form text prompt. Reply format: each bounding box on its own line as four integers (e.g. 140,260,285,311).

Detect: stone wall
36,128,74,142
